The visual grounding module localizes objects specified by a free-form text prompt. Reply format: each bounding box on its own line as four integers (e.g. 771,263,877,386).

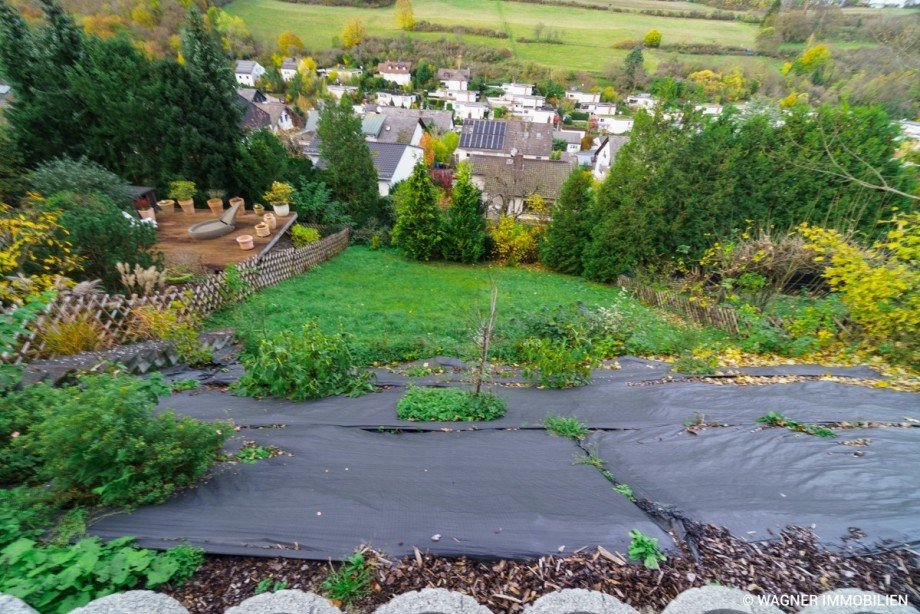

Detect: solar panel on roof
459,120,506,151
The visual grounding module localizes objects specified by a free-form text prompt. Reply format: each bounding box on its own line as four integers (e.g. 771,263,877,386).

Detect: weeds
321,552,372,605
613,483,636,501
627,529,666,570
396,386,506,422
544,415,589,440
255,578,288,594
757,411,836,437
235,443,284,464
170,378,200,392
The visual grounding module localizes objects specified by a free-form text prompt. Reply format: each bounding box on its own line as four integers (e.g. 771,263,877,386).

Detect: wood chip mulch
163,525,919,613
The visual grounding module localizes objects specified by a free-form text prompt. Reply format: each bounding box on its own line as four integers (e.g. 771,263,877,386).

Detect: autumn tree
341,18,366,48
277,31,304,56
395,0,415,31
643,29,661,48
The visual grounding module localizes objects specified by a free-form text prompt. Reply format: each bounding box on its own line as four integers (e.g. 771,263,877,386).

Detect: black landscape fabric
92,358,920,560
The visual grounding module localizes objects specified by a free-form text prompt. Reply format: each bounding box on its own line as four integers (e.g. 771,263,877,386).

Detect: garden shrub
291,224,320,248
234,321,374,400
30,374,230,507
30,156,133,209
671,350,718,375
396,385,507,422
490,216,538,266
132,296,212,366
290,179,353,231
36,313,110,357
520,337,597,388
0,384,67,485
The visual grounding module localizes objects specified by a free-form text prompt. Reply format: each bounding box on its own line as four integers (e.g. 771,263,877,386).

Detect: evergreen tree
391,161,442,261
442,162,486,263
0,126,25,203
317,96,380,226
539,168,593,275
233,128,289,203
624,46,645,91
178,7,242,191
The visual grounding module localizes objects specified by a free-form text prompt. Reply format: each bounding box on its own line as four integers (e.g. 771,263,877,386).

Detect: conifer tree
392,161,442,261
442,162,486,263
539,168,593,275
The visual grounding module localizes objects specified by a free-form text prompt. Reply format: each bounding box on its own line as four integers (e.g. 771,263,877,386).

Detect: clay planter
263,212,277,230
178,199,195,215
157,199,176,214
271,202,290,217
237,235,254,250
139,208,156,222
254,222,271,237
253,204,265,217
229,197,245,210
207,198,224,216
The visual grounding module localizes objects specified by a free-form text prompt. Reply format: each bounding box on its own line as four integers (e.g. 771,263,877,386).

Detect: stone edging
3,587,916,613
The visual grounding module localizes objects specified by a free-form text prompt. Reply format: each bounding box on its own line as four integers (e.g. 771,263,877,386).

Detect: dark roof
597,135,629,157
553,130,583,144
469,155,574,201
362,106,454,144
459,119,553,157
281,58,298,70
367,142,416,180
378,60,411,74
235,60,261,75
437,68,471,81
236,88,267,104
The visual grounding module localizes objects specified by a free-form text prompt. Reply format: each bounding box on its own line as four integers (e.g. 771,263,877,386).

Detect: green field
225,0,768,73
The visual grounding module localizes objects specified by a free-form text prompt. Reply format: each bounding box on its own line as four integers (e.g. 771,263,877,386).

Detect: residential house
452,101,489,121
377,61,412,86
327,84,358,101
0,81,10,118
376,91,417,109
519,106,557,124
469,154,574,217
596,115,634,135
501,83,534,97
368,142,424,196
437,68,471,91
444,89,478,103
592,135,628,180
456,119,554,162
625,93,657,110
360,106,454,146
280,58,299,82
319,66,363,82
553,129,585,154
696,103,723,116
587,102,617,116
234,60,265,87
236,88,297,132
565,89,600,105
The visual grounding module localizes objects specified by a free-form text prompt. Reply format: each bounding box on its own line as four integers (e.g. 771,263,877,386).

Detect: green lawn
209,247,716,363
225,0,763,73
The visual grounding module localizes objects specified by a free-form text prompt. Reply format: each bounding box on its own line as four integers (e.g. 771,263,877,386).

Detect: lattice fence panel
2,229,350,364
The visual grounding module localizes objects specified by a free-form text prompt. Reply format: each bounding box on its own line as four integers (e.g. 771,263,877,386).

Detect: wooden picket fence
617,275,743,334
2,228,350,364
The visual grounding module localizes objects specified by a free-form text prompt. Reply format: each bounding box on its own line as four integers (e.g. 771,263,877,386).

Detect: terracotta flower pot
253,204,265,217
178,199,195,215
237,235,254,250
207,198,224,216
229,197,245,210
139,208,156,222
263,213,277,230
254,222,270,237
157,199,176,214
271,202,290,217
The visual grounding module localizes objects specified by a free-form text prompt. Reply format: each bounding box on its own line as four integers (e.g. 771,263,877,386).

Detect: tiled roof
378,60,411,74
281,58,298,70
436,68,471,81
368,142,416,180
362,113,386,138
459,119,553,157
469,154,574,201
235,60,260,75
362,106,454,144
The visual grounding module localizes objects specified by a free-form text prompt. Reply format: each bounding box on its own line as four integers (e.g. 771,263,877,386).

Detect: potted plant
169,181,197,215
263,181,293,217
157,199,176,214
253,203,265,217
207,196,224,216
137,201,156,222
237,234,254,250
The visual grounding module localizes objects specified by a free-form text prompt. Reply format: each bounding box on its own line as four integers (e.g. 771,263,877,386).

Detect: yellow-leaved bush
800,212,919,364
490,216,539,266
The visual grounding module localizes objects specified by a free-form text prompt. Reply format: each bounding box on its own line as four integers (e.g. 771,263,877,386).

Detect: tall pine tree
391,161,442,261
177,7,242,191
317,96,379,226
441,162,486,263
539,168,593,275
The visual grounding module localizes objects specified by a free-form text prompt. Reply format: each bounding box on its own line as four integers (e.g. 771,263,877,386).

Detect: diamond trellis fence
2,228,350,364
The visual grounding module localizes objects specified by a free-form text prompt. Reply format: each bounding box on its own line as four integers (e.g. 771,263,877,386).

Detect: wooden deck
154,208,294,271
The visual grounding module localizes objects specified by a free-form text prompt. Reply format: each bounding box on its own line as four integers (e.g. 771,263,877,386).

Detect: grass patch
544,415,590,440
396,385,507,421
322,552,373,605
211,247,717,366
235,442,285,463
757,411,836,438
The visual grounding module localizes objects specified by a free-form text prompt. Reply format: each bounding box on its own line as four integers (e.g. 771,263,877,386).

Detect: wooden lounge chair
188,201,242,240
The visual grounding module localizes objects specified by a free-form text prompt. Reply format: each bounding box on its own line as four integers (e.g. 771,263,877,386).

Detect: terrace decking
154,208,294,271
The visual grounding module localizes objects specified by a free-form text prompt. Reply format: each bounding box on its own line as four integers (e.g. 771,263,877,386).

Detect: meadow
225,0,768,73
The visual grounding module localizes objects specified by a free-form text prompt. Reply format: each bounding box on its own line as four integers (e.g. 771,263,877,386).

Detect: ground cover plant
544,415,590,440
627,529,666,570
233,321,374,400
757,411,836,438
396,385,506,421
212,247,718,365
321,551,373,605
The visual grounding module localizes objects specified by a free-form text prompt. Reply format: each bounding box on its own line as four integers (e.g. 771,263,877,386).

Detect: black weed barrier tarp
91,358,920,560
